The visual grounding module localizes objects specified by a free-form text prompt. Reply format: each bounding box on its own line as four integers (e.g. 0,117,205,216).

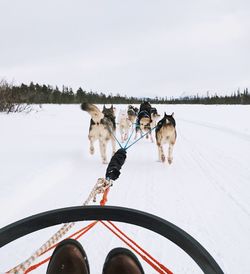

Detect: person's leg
46,239,89,274
102,247,144,274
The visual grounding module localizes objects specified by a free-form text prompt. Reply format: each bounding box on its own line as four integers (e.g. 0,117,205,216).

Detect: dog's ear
103,105,106,110
171,112,174,117
164,112,167,117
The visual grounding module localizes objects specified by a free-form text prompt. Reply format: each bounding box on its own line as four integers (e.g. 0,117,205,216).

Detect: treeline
0,81,144,106
1,81,250,109
168,89,250,105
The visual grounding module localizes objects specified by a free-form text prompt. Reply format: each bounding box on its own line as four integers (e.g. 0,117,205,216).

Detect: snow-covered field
1,104,250,273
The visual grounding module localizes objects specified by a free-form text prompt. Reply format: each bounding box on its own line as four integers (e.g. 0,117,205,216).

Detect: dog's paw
168,158,173,164
90,146,95,155
102,159,108,164
161,155,166,162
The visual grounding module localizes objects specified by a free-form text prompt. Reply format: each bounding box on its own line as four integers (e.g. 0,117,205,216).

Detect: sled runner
0,205,223,274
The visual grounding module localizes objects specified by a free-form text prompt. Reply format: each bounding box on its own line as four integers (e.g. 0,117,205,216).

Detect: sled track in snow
178,127,250,219
180,118,250,142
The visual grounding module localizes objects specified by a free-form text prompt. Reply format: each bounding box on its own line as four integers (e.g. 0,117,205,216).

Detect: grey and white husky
81,103,116,164
155,112,177,164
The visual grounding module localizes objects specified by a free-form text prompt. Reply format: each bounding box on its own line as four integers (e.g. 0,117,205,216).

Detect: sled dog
135,101,160,142
118,109,132,143
150,107,161,127
81,103,116,164
155,112,177,164
127,105,138,124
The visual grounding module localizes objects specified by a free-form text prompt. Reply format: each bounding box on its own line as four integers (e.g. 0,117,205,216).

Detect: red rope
20,186,173,274
24,256,51,274
100,187,110,206
23,221,98,273
39,221,98,256
74,221,98,240
107,220,173,274
20,187,110,273
99,185,173,273
100,220,173,274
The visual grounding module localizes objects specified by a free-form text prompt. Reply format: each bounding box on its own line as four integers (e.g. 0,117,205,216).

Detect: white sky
0,0,249,98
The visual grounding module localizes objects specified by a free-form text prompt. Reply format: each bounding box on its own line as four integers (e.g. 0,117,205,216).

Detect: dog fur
150,107,161,127
81,103,116,164
135,101,160,142
118,109,132,143
127,105,138,124
155,112,177,164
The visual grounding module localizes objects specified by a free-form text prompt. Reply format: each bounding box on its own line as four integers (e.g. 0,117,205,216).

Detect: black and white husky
155,112,177,164
81,103,116,164
135,101,160,142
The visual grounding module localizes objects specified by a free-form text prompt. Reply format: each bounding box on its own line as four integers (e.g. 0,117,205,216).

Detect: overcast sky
0,0,249,98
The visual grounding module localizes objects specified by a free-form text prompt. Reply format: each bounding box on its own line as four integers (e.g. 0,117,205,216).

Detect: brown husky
155,112,177,164
81,103,116,164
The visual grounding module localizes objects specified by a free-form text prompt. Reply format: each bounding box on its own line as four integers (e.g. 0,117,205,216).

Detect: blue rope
125,125,158,150
110,123,157,151
111,131,123,149
124,124,135,149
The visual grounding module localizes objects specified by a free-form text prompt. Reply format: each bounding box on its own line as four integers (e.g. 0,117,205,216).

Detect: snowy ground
0,104,250,273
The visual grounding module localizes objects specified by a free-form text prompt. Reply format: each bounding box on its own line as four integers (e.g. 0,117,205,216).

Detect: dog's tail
81,103,104,123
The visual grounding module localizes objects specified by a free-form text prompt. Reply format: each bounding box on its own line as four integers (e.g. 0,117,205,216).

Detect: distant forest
1,80,250,112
